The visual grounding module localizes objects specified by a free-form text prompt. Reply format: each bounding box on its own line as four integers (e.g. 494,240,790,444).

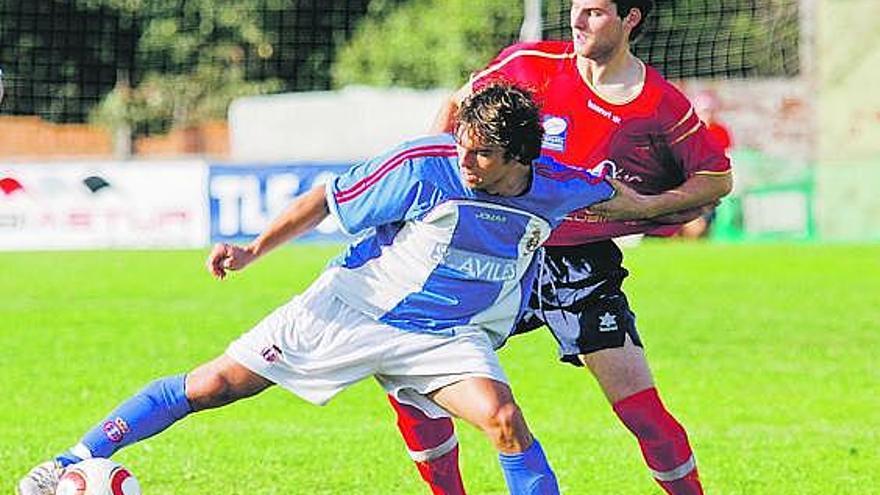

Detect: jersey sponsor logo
587,99,622,124
475,211,508,223
534,159,605,184
587,159,644,184
541,115,568,152
598,311,619,332
587,159,617,178
430,244,517,282
565,209,606,223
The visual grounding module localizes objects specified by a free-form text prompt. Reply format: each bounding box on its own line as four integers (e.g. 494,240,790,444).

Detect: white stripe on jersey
328,199,550,344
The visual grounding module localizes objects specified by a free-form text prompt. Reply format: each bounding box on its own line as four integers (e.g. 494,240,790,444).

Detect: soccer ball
55,459,141,495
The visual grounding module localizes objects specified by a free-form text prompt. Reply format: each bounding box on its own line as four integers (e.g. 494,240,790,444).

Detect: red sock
613,388,704,495
388,395,466,495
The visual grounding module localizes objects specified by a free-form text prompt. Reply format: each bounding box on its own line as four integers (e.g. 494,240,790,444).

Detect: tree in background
1,0,799,140
331,0,522,89
90,0,284,143
0,0,138,122
0,0,381,141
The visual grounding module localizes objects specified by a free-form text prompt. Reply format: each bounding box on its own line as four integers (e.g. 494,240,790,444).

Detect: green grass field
1,242,878,494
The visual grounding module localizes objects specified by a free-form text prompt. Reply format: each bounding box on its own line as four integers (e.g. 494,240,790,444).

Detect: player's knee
480,402,528,452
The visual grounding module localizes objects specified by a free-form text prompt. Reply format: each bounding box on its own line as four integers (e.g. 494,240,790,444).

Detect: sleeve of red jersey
659,87,732,178
469,42,543,91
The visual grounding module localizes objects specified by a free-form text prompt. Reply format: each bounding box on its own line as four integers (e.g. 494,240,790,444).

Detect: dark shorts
513,241,642,366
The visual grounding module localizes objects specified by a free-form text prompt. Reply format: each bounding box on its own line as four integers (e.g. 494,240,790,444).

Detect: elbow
719,172,734,198
709,172,733,200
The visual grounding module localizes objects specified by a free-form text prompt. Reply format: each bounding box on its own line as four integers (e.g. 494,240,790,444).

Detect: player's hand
206,243,257,280
587,179,656,221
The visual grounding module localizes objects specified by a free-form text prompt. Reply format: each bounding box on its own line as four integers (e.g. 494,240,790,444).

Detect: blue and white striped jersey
324,133,613,347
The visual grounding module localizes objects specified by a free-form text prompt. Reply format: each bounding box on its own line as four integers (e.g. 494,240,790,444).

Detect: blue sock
55,374,192,467
498,439,559,495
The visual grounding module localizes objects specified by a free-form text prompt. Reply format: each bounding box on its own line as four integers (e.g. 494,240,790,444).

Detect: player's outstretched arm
589,173,732,221
647,172,732,217
206,185,329,279
650,201,719,224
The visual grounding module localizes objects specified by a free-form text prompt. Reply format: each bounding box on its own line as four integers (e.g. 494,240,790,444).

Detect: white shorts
226,271,508,418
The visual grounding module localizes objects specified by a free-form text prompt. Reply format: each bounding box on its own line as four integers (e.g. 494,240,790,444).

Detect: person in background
679,89,734,239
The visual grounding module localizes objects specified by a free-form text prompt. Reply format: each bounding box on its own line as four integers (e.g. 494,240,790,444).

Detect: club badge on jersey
541,115,569,152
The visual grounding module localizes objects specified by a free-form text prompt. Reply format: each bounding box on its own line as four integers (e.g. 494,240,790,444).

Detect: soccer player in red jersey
387,1,732,494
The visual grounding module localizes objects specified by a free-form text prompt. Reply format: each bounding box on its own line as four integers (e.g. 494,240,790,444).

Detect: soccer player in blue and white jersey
18,84,615,495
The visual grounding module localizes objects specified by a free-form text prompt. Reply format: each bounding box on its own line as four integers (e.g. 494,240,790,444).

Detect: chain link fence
0,0,393,124
542,0,801,78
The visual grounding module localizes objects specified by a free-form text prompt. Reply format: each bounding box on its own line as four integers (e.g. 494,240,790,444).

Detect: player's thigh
226,275,386,406
534,287,655,402
377,327,509,419
579,334,654,403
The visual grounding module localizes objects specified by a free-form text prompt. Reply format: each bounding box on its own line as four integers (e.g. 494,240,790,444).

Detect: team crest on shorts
598,312,619,333
261,344,283,363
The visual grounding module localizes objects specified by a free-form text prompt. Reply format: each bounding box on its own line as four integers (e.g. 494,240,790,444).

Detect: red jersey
472,41,731,245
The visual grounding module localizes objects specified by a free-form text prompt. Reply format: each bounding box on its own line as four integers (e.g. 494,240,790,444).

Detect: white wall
229,86,452,162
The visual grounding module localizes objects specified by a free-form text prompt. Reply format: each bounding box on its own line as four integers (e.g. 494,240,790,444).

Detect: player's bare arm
430,83,473,133
650,201,719,225
206,185,329,279
590,172,732,221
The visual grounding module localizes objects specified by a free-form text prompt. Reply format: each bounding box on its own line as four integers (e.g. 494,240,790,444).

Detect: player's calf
388,395,466,495
481,401,558,495
55,356,270,463
430,378,559,495
613,387,704,495
18,375,190,495
54,374,193,467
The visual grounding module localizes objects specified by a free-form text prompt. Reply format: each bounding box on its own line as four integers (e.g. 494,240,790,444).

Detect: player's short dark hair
455,83,543,165
613,0,654,41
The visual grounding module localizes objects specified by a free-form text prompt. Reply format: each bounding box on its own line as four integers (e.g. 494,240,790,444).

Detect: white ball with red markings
55,458,141,495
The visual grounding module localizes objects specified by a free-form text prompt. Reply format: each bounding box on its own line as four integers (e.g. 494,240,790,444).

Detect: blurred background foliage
0,0,796,135
331,0,521,89
0,0,391,133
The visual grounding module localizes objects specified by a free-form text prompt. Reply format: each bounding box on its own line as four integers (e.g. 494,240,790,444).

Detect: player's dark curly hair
454,83,543,166
613,0,654,41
